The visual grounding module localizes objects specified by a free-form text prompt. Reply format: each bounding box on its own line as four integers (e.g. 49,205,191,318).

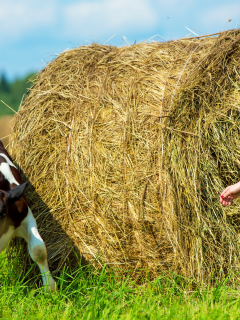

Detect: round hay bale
9,29,240,282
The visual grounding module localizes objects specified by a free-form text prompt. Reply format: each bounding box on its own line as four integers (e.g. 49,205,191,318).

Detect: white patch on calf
0,162,19,186
31,225,44,243
0,153,17,169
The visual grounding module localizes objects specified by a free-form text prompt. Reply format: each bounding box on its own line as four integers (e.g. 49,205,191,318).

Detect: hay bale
9,29,240,282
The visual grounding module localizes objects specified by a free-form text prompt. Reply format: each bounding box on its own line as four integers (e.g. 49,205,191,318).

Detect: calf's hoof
44,282,57,293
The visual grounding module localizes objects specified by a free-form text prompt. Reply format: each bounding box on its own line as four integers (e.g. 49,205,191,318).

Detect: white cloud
0,0,57,43
63,0,158,39
0,0,158,44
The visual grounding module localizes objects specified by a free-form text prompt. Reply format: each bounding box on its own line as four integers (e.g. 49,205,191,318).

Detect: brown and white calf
0,140,56,292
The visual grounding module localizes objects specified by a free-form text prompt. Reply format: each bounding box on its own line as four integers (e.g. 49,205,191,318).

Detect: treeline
0,72,35,117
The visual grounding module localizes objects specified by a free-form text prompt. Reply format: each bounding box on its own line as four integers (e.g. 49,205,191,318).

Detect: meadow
1,250,240,320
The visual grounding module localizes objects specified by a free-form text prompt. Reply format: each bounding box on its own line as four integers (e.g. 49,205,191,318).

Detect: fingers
220,195,234,206
220,186,234,206
220,186,231,199
220,183,240,206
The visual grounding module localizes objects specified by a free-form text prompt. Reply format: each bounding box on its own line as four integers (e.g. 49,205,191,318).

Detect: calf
0,140,56,292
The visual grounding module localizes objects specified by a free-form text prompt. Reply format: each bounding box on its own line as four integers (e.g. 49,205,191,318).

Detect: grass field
1,251,240,319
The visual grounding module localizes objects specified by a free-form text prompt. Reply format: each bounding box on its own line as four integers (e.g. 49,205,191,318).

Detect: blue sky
1,0,240,80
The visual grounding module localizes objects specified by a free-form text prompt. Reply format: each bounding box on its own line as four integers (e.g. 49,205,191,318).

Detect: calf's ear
6,181,28,204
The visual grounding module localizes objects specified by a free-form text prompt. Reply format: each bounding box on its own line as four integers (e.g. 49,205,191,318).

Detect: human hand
220,181,240,206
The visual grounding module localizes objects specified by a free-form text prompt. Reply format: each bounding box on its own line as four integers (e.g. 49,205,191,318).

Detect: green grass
1,252,240,319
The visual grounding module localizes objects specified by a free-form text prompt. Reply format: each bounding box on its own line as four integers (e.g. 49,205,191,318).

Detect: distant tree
0,71,36,117
0,72,11,93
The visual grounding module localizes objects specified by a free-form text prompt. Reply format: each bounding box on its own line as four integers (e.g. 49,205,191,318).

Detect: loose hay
8,29,240,283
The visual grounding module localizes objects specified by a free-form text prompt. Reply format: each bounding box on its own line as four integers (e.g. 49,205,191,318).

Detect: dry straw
8,29,240,283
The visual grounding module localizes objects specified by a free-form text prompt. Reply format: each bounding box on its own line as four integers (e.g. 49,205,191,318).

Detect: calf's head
0,182,28,218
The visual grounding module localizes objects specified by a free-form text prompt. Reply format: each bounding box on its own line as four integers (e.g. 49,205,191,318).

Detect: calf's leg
0,224,15,252
15,208,56,292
